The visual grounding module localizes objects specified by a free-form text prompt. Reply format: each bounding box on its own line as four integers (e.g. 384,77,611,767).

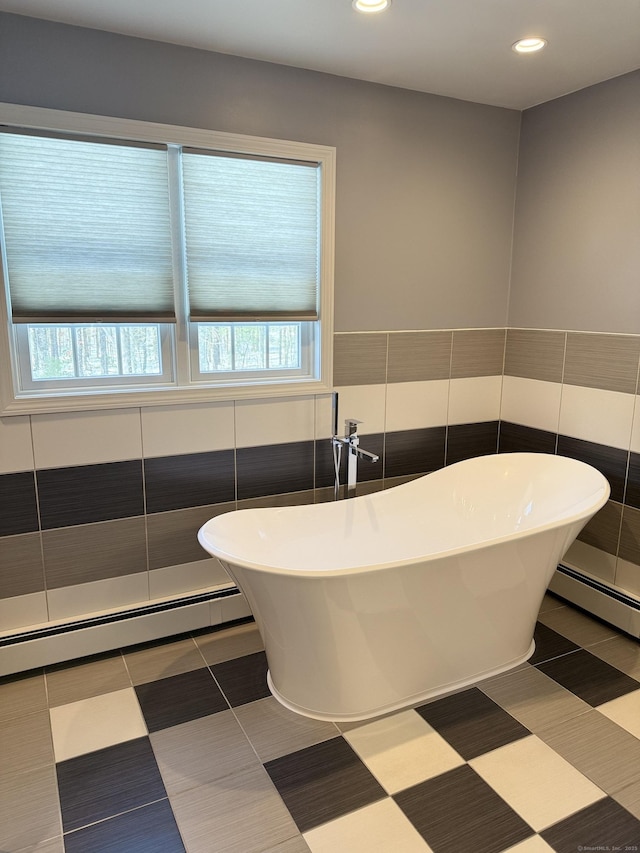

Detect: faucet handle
345,418,362,435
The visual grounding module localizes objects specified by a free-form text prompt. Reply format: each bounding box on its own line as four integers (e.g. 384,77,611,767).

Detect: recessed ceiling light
512,37,547,54
352,0,391,13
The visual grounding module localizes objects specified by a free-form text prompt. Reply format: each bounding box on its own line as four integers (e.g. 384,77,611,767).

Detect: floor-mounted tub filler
198,453,610,721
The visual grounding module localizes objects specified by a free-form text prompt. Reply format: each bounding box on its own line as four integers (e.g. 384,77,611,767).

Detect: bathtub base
265,639,536,722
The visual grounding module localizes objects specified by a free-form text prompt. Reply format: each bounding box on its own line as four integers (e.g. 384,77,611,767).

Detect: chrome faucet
331,394,379,499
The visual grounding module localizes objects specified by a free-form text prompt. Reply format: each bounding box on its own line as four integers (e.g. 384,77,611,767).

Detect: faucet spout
356,447,379,463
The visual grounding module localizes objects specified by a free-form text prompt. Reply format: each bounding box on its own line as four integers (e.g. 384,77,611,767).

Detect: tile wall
501,328,640,601
0,328,505,640
1,326,639,652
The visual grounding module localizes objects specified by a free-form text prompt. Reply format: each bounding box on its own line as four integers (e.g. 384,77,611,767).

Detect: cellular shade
182,150,320,321
0,132,175,323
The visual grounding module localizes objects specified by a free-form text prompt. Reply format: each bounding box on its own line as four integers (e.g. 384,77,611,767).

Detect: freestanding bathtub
198,452,610,721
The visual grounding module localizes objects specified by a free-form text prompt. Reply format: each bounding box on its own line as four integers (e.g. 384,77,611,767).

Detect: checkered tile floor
2,594,640,852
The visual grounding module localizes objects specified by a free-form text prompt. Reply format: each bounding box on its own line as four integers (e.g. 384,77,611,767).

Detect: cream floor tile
537,606,619,647
469,734,605,832
343,709,464,795
234,696,339,763
503,837,555,853
597,688,640,739
169,764,299,853
303,798,432,853
50,687,147,761
150,710,260,795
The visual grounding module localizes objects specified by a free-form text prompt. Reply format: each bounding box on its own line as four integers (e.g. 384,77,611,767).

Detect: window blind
182,150,320,321
0,132,175,323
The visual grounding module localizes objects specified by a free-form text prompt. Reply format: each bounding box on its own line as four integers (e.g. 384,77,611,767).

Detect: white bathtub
198,452,610,721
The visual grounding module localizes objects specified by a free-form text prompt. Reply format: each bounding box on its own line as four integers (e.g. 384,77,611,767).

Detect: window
0,105,335,413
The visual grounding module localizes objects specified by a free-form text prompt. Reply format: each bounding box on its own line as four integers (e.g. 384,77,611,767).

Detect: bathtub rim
198,453,610,579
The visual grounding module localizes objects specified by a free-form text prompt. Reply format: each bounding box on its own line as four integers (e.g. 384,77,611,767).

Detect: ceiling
1,0,640,110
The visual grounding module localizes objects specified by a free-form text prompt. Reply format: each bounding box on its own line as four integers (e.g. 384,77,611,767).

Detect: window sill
0,376,334,416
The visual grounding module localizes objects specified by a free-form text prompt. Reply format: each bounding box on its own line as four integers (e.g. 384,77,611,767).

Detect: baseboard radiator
2,566,638,678
0,586,251,677
551,565,640,639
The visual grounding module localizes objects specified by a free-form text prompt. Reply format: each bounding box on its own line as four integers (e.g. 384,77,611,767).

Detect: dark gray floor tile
210,650,271,707
57,736,166,832
529,622,581,665
415,687,531,760
265,737,386,833
64,798,185,853
541,797,640,853
536,649,640,707
394,765,534,853
135,667,228,732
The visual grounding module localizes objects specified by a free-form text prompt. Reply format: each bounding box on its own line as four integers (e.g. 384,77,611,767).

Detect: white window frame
0,103,335,415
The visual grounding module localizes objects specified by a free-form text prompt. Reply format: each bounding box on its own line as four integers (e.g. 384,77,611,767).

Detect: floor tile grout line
60,796,173,838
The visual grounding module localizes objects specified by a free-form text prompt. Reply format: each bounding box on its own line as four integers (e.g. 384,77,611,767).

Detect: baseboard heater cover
551,564,640,639
0,586,251,677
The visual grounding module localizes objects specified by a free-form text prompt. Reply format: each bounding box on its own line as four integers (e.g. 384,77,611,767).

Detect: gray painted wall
510,71,640,334
0,12,520,332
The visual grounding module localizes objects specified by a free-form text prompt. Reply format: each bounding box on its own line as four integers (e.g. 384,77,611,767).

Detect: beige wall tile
448,376,502,425
141,401,235,458
46,573,150,622
235,396,315,448
0,416,34,474
149,559,232,600
615,558,640,599
385,380,449,431
451,329,505,378
0,591,48,632
564,333,640,395
558,384,635,450
500,376,562,433
387,331,451,383
504,329,565,383
31,409,142,469
333,334,387,387
333,384,386,434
